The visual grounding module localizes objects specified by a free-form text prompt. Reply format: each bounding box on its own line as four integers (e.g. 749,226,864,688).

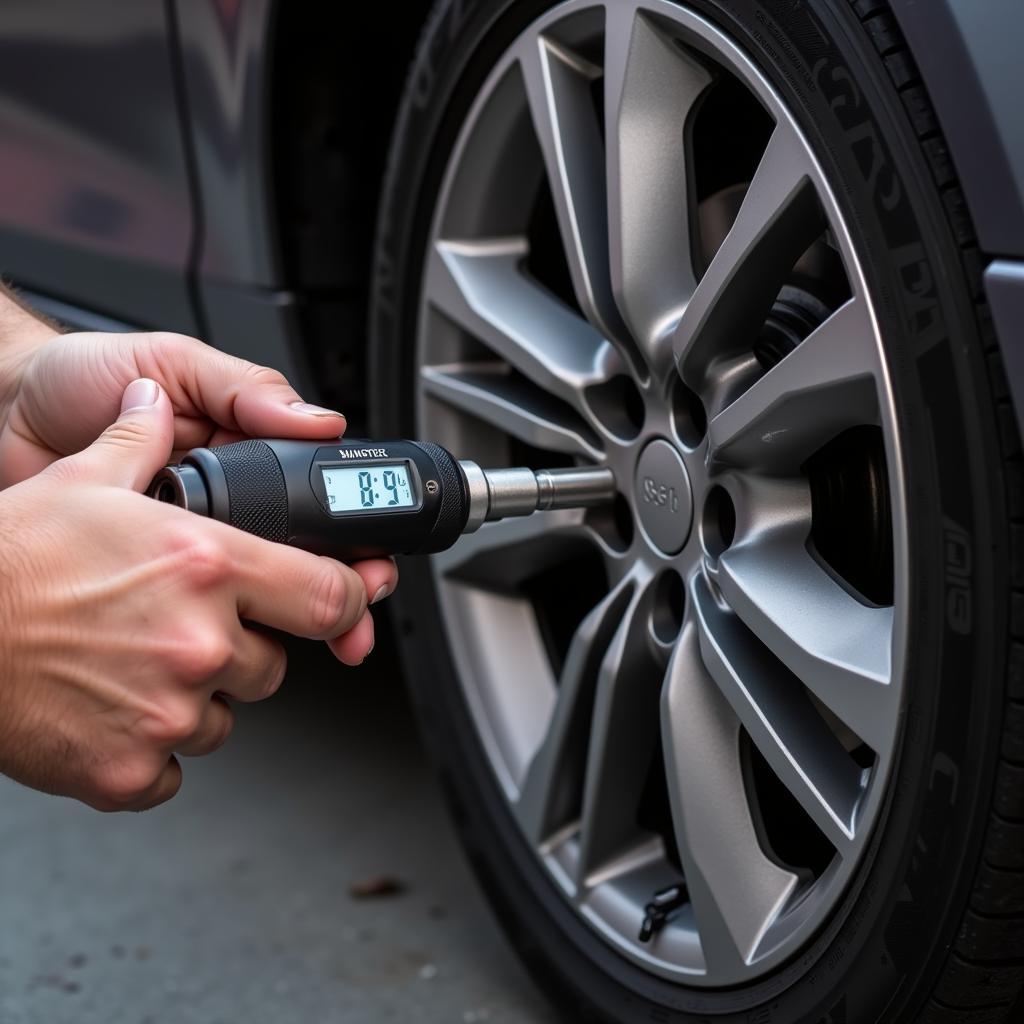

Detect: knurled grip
412,440,469,553
211,439,289,544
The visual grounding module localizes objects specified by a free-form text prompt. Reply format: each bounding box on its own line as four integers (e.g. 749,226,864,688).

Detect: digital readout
321,463,415,512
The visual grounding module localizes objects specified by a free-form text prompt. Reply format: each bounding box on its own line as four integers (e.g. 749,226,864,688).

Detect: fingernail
121,378,159,413
359,637,375,666
371,584,391,605
290,401,344,418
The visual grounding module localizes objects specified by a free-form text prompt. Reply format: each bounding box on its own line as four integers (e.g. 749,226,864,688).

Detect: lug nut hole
651,569,685,644
671,377,707,449
701,486,736,558
585,375,645,441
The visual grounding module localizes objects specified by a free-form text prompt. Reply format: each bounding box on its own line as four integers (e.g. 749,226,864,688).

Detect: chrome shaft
458,461,616,533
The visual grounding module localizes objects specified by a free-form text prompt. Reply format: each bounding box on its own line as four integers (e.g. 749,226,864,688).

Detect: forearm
0,283,61,425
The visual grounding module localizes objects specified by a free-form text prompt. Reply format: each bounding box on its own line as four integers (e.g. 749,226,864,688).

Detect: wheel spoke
417,0,910,987
715,526,896,754
425,239,620,419
691,575,866,852
673,123,824,402
661,617,799,978
421,362,602,460
576,578,663,881
517,30,628,348
708,298,881,470
604,6,713,369
516,575,637,845
434,506,590,587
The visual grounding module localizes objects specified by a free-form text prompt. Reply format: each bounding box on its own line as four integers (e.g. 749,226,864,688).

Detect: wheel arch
268,1,430,424
890,0,1024,440
889,0,1024,261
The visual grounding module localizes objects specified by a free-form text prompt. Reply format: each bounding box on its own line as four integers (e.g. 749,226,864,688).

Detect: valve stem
638,883,688,943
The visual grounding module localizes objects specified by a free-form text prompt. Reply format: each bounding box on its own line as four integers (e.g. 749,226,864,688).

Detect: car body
2,2,1022,1020
0,0,1019,435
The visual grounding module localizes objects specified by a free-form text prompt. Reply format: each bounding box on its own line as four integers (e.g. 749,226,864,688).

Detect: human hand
0,329,347,486
0,379,397,810
0,326,395,665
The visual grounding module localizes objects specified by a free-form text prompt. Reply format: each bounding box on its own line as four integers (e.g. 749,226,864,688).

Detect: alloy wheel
415,0,907,987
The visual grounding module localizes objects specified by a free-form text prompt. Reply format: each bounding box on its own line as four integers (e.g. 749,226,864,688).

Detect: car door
0,0,198,334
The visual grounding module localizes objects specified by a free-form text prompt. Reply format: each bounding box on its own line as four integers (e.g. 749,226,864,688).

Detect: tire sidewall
369,1,1007,1020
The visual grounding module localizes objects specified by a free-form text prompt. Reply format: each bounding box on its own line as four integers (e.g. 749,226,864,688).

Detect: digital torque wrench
147,438,616,560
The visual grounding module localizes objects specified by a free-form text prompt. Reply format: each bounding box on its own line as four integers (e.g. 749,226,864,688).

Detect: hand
0,380,397,811
0,327,396,659
0,329,348,485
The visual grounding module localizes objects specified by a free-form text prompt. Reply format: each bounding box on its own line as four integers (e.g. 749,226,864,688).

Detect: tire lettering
892,241,945,352
929,751,960,803
846,120,903,211
813,59,861,116
943,517,973,634
811,59,903,212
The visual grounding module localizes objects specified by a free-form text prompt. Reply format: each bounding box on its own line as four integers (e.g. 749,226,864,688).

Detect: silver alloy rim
415,0,907,987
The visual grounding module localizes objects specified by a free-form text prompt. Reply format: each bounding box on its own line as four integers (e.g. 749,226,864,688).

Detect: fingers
327,608,375,666
214,628,287,704
196,526,395,667
152,335,347,441
172,625,284,756
175,695,235,757
50,378,175,490
233,370,347,440
89,627,285,807
127,757,183,812
88,755,183,813
324,559,395,664
349,558,399,607
222,527,369,640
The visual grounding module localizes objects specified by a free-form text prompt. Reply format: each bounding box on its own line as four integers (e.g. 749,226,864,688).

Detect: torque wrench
147,438,616,560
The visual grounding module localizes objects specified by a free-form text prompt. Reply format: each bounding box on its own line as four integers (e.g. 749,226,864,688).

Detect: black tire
369,0,1024,1020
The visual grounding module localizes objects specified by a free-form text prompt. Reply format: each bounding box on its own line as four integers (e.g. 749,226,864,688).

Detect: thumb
63,378,175,490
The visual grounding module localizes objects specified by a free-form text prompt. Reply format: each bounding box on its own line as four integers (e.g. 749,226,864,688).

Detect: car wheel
370,0,1023,1019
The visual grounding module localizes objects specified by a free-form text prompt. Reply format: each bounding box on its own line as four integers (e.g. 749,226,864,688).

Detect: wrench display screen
321,463,415,512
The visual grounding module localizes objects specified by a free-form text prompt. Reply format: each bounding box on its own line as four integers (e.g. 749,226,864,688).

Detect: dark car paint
0,0,313,392
891,0,1024,259
0,0,1020,430
174,0,279,288
890,0,1024,432
172,0,314,393
0,0,197,334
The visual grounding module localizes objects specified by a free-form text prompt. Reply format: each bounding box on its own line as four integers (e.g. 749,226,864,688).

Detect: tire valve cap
638,883,688,943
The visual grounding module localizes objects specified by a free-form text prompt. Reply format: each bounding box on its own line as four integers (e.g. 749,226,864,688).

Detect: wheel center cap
634,439,693,555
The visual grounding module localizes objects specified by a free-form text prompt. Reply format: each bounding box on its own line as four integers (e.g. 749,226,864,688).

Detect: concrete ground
0,628,560,1024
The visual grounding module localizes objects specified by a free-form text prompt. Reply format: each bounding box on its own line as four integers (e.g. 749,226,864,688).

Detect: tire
369,1,1024,1020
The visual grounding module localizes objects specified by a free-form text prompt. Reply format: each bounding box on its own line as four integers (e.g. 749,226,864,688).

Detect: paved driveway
0,629,558,1024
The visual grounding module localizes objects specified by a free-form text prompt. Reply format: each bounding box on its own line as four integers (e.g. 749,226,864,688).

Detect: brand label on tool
338,447,388,459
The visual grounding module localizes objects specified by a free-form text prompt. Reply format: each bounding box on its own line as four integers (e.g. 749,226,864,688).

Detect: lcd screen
320,464,415,512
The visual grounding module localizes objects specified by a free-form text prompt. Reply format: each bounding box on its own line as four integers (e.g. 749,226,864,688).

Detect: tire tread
850,1,1024,1017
